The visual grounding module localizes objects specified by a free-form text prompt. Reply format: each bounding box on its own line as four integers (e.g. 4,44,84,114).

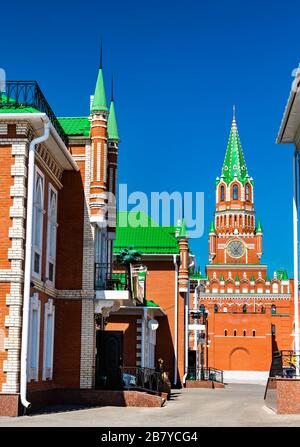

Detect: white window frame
27,293,41,381
42,299,55,380
46,184,58,285
32,167,45,279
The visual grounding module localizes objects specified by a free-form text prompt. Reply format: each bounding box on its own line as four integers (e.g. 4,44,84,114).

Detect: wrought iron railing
269,350,300,378
187,367,224,383
121,366,162,393
0,80,68,145
94,263,128,291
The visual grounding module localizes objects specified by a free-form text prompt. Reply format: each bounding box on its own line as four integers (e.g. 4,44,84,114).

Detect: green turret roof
255,219,263,233
218,115,251,186
177,218,189,239
91,68,108,113
276,269,289,280
250,275,255,282
209,220,216,233
107,100,120,141
220,275,225,281
235,274,240,282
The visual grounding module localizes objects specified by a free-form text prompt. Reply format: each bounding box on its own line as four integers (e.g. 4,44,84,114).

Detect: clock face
227,240,244,258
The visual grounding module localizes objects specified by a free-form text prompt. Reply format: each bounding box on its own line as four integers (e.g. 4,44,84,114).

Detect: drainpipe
293,148,300,375
141,307,147,368
183,257,194,385
20,117,50,410
172,254,178,385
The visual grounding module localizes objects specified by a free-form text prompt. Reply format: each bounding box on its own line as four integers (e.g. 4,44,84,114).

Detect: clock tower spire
209,112,262,265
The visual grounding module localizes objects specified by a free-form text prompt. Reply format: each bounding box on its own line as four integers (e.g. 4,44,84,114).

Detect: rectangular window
28,294,41,381
46,185,58,285
43,299,55,380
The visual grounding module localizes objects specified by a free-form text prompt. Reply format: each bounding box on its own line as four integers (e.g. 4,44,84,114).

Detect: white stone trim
42,299,55,381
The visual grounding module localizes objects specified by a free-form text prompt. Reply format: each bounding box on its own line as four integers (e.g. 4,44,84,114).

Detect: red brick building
189,113,296,381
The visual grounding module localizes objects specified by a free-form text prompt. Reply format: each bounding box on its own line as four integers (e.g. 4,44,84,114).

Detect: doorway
95,330,123,389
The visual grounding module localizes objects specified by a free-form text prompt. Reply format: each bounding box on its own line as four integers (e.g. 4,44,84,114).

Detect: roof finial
233,104,236,121
111,74,114,102
100,40,103,69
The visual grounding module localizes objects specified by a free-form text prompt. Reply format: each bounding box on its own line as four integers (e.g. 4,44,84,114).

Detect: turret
255,219,263,259
176,219,189,292
208,220,216,262
89,45,109,225
107,77,120,232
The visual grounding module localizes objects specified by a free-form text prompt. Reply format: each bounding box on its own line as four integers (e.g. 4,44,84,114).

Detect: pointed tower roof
91,45,108,113
218,109,251,185
107,78,120,141
255,219,263,233
209,220,216,234
176,218,189,239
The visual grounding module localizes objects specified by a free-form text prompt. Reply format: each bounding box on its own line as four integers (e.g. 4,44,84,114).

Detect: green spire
91,45,108,113
255,219,263,234
250,275,255,282
218,111,250,185
235,274,240,282
107,78,120,141
176,218,189,239
220,275,225,282
209,220,216,233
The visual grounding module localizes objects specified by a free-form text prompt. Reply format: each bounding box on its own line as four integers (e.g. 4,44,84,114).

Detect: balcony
94,263,129,302
0,81,68,146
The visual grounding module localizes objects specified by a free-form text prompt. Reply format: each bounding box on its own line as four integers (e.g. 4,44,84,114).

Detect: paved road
1,383,300,427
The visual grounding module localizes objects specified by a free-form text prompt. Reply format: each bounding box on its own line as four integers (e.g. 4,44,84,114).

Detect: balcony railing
0,80,68,146
94,263,128,291
121,367,162,393
187,367,224,383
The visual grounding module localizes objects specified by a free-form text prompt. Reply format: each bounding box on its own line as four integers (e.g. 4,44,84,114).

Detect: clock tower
208,111,263,269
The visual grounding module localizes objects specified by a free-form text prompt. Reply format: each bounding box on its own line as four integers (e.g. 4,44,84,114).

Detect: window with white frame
28,293,41,381
33,171,44,277
46,185,58,284
43,299,55,380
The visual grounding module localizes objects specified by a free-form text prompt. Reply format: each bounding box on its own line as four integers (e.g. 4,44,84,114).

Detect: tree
114,247,141,293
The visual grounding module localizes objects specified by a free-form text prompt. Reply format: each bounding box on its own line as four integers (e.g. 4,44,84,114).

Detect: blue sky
1,0,299,276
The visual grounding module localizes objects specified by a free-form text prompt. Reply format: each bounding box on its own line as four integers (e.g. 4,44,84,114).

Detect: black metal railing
187,367,224,383
269,350,300,379
94,263,128,291
121,367,162,393
0,80,68,145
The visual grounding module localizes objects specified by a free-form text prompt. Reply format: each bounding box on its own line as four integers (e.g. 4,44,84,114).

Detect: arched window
233,185,238,200
214,304,218,313
46,186,57,283
245,184,250,201
200,304,205,314
252,330,256,337
33,172,44,276
243,330,246,337
272,283,279,294
224,329,228,336
271,304,276,315
242,304,247,313
233,329,237,337
220,185,225,201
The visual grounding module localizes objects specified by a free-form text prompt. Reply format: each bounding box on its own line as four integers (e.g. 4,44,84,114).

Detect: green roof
114,212,179,254
107,100,119,141
220,275,225,281
218,116,251,186
91,68,108,113
0,95,40,113
58,117,90,136
276,269,289,280
235,274,239,282
255,219,263,233
250,275,255,281
190,271,208,280
176,218,189,239
145,300,159,308
209,220,216,233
